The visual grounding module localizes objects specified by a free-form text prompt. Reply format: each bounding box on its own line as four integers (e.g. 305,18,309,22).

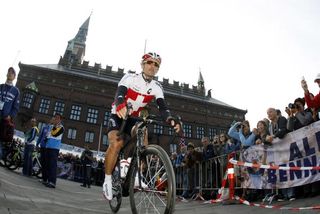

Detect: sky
1,0,320,128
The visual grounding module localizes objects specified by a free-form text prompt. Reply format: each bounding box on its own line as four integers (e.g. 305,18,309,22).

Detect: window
67,128,77,140
183,124,192,138
39,98,50,114
87,108,98,124
103,111,111,126
22,92,34,109
209,128,216,140
70,105,81,121
196,126,205,139
53,101,65,116
168,127,174,136
102,134,109,146
85,131,94,143
153,124,163,134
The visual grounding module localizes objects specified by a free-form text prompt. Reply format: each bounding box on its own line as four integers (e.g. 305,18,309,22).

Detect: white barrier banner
241,121,320,189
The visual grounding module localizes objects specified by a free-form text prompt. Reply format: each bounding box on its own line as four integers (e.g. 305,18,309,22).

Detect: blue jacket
228,122,256,148
0,83,20,118
36,124,52,148
46,123,64,150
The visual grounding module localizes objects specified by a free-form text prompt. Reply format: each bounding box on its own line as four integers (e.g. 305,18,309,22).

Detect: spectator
43,113,64,188
301,74,320,112
0,67,20,160
266,107,288,144
80,145,93,188
180,142,201,200
228,120,257,149
286,97,314,132
170,152,178,167
22,118,39,176
36,117,54,183
254,120,270,146
214,133,227,156
201,136,215,161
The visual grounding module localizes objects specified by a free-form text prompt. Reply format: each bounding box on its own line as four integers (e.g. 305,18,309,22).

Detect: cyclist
103,52,181,200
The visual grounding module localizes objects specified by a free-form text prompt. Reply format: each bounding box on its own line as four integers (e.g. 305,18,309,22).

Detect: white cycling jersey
111,73,165,116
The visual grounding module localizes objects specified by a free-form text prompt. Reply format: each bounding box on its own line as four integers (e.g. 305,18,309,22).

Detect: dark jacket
269,116,288,139
0,83,20,118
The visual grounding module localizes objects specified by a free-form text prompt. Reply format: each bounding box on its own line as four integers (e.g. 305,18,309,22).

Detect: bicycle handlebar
116,103,183,137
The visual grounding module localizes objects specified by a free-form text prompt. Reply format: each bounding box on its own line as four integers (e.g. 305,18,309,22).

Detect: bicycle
32,149,42,178
108,109,178,214
5,140,23,171
0,141,11,167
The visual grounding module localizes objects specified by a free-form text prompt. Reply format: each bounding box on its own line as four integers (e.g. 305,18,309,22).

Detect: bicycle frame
120,121,148,193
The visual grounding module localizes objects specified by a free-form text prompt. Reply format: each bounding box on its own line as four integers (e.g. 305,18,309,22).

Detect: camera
288,103,296,109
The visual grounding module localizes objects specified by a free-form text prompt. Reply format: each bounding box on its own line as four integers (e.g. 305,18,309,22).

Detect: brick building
15,16,246,154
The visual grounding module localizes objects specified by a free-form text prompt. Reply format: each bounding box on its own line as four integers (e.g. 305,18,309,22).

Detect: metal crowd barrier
174,151,242,199
57,162,105,186
56,151,242,198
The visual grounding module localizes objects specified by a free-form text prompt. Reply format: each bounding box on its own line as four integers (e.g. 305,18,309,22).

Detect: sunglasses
145,61,160,68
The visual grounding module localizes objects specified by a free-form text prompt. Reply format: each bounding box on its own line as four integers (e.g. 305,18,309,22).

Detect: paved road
0,166,319,214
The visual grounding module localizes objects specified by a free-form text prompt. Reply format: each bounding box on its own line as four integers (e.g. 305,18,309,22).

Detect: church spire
59,15,91,66
197,68,205,95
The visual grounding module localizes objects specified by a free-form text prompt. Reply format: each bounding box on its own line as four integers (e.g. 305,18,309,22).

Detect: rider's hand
301,79,308,92
167,116,182,133
116,103,132,119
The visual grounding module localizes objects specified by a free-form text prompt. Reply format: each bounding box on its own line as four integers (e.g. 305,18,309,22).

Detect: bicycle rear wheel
129,145,176,214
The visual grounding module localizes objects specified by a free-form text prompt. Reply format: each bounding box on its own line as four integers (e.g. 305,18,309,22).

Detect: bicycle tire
32,158,42,178
129,144,176,214
109,164,122,213
5,150,22,171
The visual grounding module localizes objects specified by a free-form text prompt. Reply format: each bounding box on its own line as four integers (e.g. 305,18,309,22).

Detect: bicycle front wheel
32,158,42,178
129,145,176,214
5,150,22,171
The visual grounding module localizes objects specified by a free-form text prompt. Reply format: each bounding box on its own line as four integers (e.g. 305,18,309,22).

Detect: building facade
15,16,247,154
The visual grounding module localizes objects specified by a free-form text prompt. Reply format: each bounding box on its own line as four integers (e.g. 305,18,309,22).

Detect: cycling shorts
107,114,138,136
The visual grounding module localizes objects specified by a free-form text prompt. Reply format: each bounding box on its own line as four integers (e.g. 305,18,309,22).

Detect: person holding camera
228,120,257,149
285,98,314,132
301,74,320,114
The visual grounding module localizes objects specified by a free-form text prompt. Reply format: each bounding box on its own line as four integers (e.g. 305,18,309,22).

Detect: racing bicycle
108,109,178,214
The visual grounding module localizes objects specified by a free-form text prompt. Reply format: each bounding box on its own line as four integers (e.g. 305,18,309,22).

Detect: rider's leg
103,130,124,200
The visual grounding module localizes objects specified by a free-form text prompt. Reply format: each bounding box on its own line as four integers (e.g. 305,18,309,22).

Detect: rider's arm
156,98,172,122
114,85,128,108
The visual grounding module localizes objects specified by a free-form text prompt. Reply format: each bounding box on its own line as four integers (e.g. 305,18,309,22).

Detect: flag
179,137,186,147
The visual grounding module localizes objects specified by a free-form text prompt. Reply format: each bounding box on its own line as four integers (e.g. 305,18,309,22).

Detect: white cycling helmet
141,52,162,65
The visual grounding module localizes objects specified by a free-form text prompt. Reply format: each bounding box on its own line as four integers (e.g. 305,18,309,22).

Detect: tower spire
198,68,205,95
59,15,91,66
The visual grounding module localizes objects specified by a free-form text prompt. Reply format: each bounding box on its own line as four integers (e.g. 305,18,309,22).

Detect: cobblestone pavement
0,167,319,214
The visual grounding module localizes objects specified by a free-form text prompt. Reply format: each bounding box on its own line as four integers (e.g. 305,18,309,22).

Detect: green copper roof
25,81,38,93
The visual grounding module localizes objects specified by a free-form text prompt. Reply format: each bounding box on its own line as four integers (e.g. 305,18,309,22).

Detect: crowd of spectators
170,73,320,202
